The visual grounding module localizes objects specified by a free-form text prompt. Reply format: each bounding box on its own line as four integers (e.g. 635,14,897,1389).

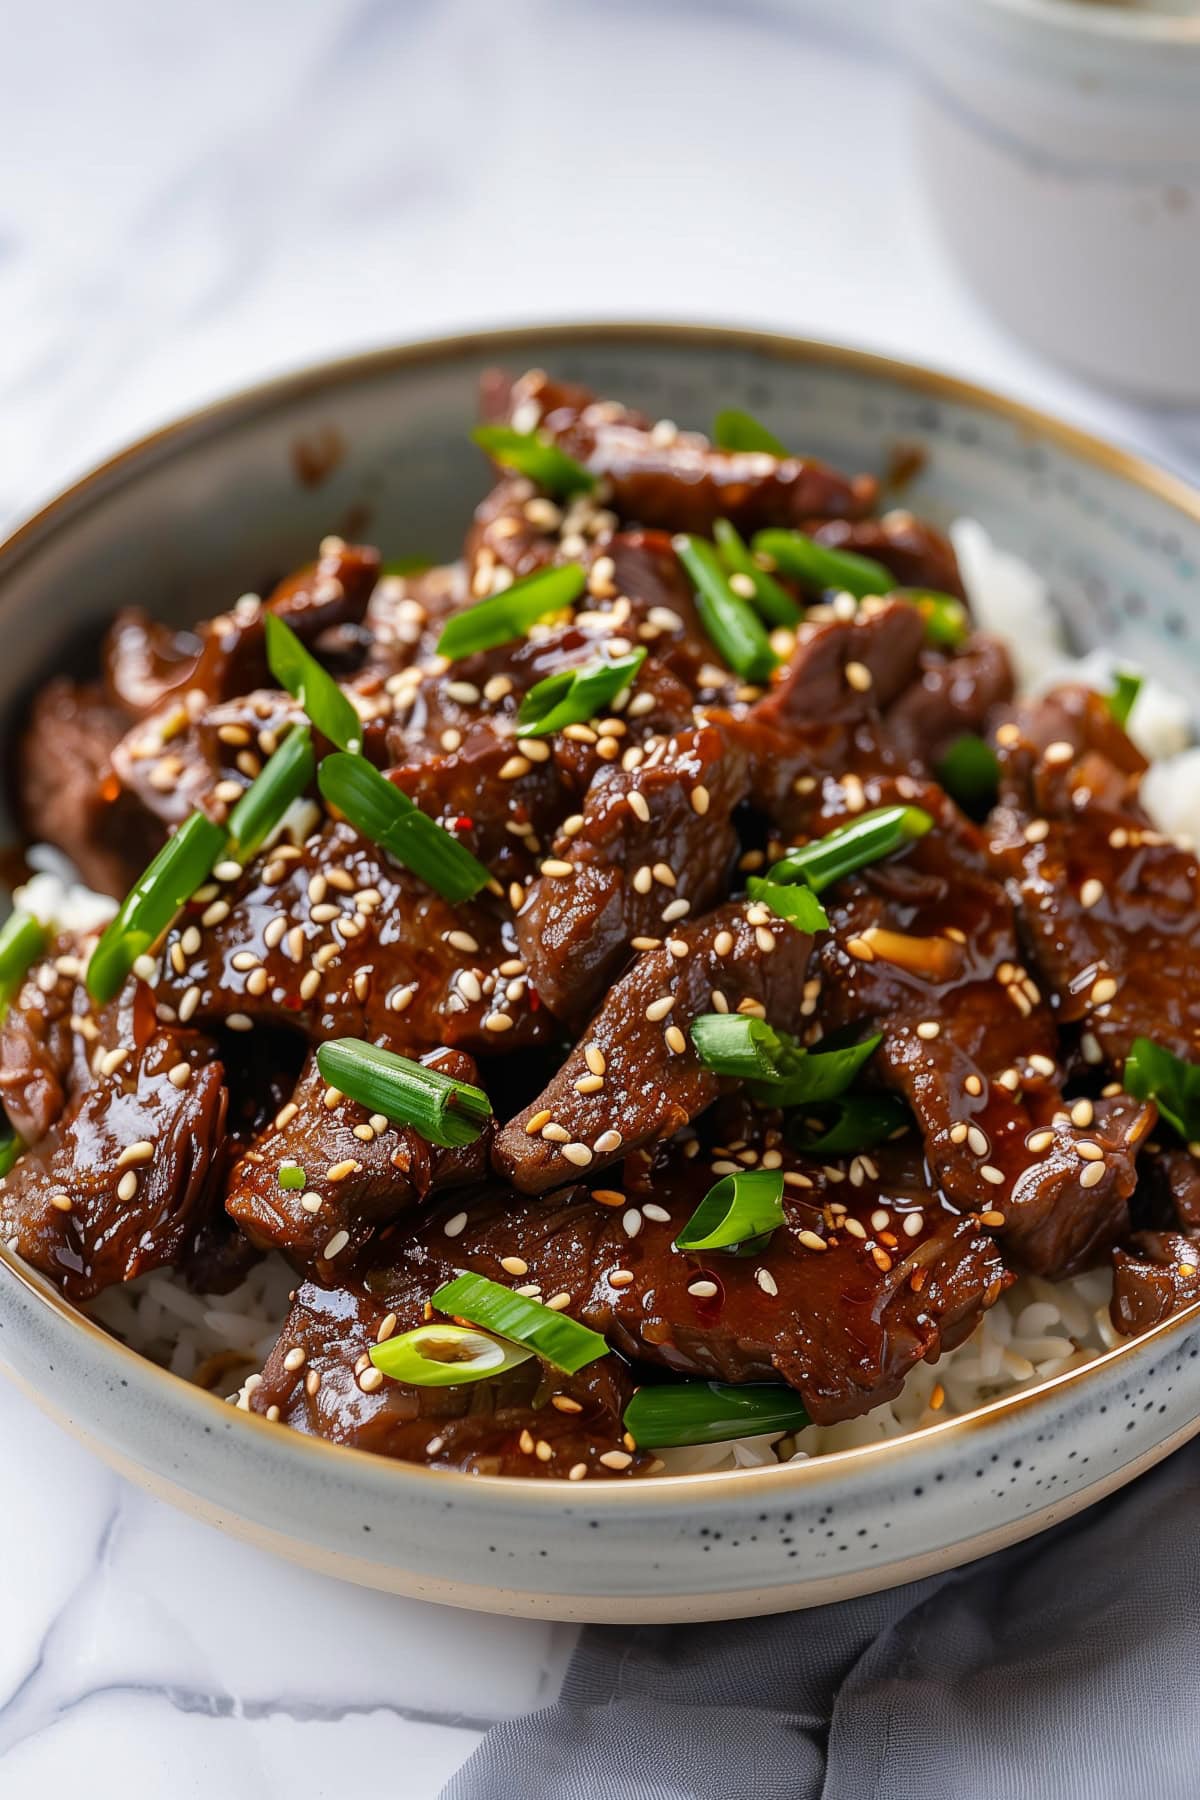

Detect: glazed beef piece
988,687,1200,1072
111,688,308,831
1111,1232,1200,1336
803,775,1152,1275
0,933,87,1144
0,1029,227,1301
483,369,875,535
103,610,204,719
154,821,553,1058
251,1221,648,1479
515,723,747,1023
225,1046,488,1277
883,635,1014,775
494,900,812,1194
18,679,163,896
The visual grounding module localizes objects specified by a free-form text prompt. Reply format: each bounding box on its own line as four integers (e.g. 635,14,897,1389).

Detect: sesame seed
950,1123,968,1144
443,1211,468,1237
300,1192,322,1214
664,1025,687,1054
542,1123,570,1143
484,1012,514,1033
687,1279,718,1299
1026,1129,1055,1152
575,1074,604,1095
845,660,872,692
797,1229,827,1252
627,791,651,824
540,858,575,879
499,756,531,780
980,1209,1006,1227
661,899,690,922
1077,1141,1104,1162
1044,740,1074,765
981,1165,1005,1185
584,1045,606,1076
501,1256,528,1276
967,1125,989,1157
1080,1161,1106,1189
1091,975,1117,1005
1081,1032,1104,1064
525,1109,552,1136
594,1130,624,1156
358,1367,384,1394
645,995,675,1022
283,1347,307,1372
326,1159,359,1182
599,1450,633,1471
916,1020,940,1040
1028,1053,1056,1078
116,1141,154,1169
568,1463,588,1481
713,930,735,957
227,1013,253,1032
168,1062,191,1089
903,1212,924,1237
1070,1098,1095,1127
593,1189,625,1207
49,1192,72,1213
116,1171,138,1202
1080,878,1104,909
622,1208,642,1238
846,936,875,962
562,1142,593,1167
1024,819,1049,844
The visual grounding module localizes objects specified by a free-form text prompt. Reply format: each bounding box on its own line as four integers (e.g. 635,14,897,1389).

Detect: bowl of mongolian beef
1,325,1199,1619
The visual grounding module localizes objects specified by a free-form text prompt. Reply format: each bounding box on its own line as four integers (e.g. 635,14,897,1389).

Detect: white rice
14,517,1198,1462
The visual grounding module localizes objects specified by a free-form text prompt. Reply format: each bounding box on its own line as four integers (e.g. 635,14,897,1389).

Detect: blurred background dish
906,0,1200,402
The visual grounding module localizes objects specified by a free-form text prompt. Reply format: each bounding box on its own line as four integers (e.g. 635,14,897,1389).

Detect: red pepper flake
528,986,541,1012
452,816,474,832
282,993,304,1012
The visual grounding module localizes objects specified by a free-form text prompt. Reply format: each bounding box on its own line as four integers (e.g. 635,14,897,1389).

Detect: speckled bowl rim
2,317,1199,1506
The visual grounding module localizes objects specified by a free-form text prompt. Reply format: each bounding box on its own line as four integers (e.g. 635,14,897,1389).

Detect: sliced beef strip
154,821,553,1058
111,688,307,830
494,900,812,1194
800,774,1152,1275
225,1046,488,1277
250,1209,648,1479
483,369,876,534
987,688,1200,1073
515,723,747,1024
103,610,204,718
18,678,164,897
0,1030,227,1301
809,511,965,600
0,934,84,1144
883,635,1014,775
1111,1231,1200,1336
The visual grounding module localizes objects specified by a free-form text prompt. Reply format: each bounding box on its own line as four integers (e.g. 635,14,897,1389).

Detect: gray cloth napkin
445,1438,1200,1800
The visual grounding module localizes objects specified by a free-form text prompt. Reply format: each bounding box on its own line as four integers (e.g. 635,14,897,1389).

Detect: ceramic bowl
2,323,1200,1624
905,0,1200,403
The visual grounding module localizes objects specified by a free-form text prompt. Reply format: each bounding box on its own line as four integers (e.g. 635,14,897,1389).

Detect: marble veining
2,0,1199,1792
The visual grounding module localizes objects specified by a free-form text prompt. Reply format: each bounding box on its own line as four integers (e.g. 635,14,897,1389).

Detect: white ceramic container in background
2,323,1200,1623
906,0,1200,403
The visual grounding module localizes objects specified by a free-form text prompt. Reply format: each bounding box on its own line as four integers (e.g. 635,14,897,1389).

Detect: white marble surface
2,2,1198,1794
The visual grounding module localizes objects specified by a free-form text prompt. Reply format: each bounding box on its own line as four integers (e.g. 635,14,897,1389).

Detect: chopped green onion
711,408,788,457
316,1038,492,1149
1123,1038,1200,1142
712,519,800,628
471,425,596,498
900,589,970,650
436,563,587,661
673,534,778,683
226,725,315,865
936,734,1000,813
788,1093,911,1155
278,1164,306,1190
0,910,47,1019
370,1321,533,1387
383,555,433,577
769,804,934,895
516,648,646,738
675,1170,786,1253
318,752,491,902
690,1014,882,1107
265,613,363,753
87,811,226,1005
745,876,829,934
753,529,893,600
432,1272,609,1374
624,1380,809,1448
1108,670,1142,730
690,1013,782,1082
0,1122,23,1179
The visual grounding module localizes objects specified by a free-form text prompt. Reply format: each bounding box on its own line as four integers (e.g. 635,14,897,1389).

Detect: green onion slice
436,563,587,661
712,519,800,628
673,534,778,684
471,425,596,499
278,1164,306,1190
432,1272,609,1374
690,1014,882,1107
316,1038,492,1148
752,529,893,600
900,589,970,650
711,409,788,458
383,555,433,577
624,1381,809,1448
1123,1038,1200,1143
516,648,646,738
1108,670,1142,730
769,804,934,895
935,733,1000,813
0,910,48,1019
265,613,363,753
226,725,315,866
0,1121,23,1179
675,1169,786,1253
370,1321,533,1387
87,811,226,1005
788,1093,911,1155
318,752,491,902
745,877,829,934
